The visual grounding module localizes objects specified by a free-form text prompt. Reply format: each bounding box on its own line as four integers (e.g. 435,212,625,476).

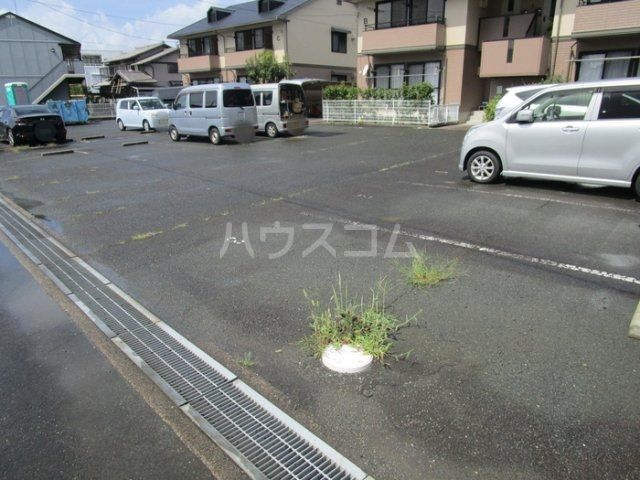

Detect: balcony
478,13,537,46
361,22,445,55
573,0,640,37
224,48,270,68
177,55,220,73
479,37,550,77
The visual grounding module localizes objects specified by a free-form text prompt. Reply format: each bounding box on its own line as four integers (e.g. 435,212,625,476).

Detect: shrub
323,83,359,100
483,94,502,122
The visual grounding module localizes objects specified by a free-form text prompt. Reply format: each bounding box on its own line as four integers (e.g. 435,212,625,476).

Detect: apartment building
551,0,640,83
354,0,640,119
168,0,358,85
0,11,84,105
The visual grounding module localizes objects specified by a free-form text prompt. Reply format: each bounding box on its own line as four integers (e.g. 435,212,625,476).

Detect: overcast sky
0,0,243,54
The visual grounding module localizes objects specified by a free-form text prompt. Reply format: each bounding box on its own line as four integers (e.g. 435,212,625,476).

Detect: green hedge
323,82,434,102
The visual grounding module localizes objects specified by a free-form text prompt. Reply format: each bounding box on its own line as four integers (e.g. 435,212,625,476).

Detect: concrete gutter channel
0,194,373,480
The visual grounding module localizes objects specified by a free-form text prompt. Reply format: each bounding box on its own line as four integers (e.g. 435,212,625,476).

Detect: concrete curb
41,149,74,157
122,140,148,147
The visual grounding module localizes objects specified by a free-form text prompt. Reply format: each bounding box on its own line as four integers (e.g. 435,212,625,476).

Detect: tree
244,51,293,83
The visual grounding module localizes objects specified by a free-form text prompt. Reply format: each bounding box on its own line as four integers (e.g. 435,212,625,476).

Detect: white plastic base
321,344,373,374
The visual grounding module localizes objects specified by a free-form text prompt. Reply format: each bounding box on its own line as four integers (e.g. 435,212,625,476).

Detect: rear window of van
223,90,254,108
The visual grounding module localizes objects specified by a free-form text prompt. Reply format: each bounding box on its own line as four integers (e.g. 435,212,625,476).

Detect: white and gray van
168,83,258,144
251,82,308,137
116,97,170,131
460,78,640,198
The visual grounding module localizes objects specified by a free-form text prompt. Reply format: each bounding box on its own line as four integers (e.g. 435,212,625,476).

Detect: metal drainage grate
189,383,357,480
118,323,234,405
0,197,369,480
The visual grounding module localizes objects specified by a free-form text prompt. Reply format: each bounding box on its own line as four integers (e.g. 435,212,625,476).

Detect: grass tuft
301,275,415,362
237,352,257,368
400,252,457,288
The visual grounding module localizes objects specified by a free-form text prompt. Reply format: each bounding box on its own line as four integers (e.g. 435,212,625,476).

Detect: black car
0,105,66,146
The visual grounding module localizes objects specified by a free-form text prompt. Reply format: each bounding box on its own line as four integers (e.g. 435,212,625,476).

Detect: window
331,30,347,54
168,63,178,74
578,51,638,81
223,89,255,107
598,90,640,120
253,91,273,105
205,91,218,108
331,74,348,82
375,65,390,88
374,0,444,29
204,36,218,55
189,92,204,108
235,27,273,51
390,64,404,88
524,89,594,122
119,100,129,110
376,61,441,101
173,94,187,110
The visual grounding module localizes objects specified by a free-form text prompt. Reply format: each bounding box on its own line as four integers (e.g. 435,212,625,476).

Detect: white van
116,97,170,131
460,78,640,199
494,84,556,119
168,83,258,144
251,82,308,137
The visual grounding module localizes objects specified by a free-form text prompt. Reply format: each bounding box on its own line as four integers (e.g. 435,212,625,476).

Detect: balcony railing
479,37,550,78
361,22,446,54
579,0,631,4
178,55,220,73
364,17,444,31
574,0,640,36
478,12,538,46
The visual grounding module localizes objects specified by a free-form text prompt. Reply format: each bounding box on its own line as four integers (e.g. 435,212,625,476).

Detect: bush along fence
322,83,459,127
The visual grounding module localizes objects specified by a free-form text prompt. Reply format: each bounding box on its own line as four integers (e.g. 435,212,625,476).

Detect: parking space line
628,300,640,340
300,210,640,286
400,181,640,215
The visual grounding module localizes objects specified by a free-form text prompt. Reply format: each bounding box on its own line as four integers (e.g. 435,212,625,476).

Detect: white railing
322,100,459,127
87,103,116,119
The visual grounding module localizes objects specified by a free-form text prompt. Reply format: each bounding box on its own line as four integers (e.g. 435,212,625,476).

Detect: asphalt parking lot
1,120,639,480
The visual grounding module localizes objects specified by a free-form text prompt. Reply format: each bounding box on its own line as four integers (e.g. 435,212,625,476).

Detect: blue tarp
46,99,89,124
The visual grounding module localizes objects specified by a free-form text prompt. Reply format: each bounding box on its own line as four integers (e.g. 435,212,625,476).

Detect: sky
0,0,244,54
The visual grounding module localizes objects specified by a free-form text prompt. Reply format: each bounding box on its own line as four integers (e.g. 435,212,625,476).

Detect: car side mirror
132,105,140,111
172,103,178,110
516,109,534,123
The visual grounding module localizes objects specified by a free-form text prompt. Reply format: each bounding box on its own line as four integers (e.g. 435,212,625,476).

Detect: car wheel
209,127,221,145
169,126,181,142
142,120,151,132
467,150,501,184
117,119,126,131
7,129,16,147
266,122,278,138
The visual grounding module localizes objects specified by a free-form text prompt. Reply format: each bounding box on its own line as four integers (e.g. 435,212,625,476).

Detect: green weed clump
301,276,414,362
401,252,458,288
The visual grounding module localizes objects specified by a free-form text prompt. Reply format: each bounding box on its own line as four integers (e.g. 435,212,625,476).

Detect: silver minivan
460,78,640,198
168,83,258,144
251,82,308,137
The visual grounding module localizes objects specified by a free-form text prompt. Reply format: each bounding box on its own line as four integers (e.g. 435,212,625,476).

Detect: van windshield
279,85,305,116
138,98,165,110
223,90,254,108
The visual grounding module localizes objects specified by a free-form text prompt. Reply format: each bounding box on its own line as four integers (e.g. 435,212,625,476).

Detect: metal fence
87,103,116,119
322,100,459,126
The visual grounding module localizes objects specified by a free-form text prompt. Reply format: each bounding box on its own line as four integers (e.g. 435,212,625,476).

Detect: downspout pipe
551,0,564,77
